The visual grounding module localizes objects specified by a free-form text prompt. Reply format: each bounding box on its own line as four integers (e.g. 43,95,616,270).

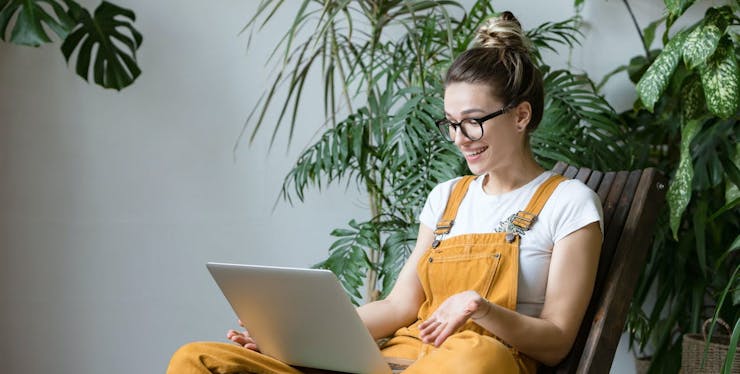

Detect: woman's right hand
226,320,260,352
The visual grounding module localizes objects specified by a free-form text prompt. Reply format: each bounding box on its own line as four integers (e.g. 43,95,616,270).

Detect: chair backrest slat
563,165,579,179
574,167,592,183
595,171,615,204
601,170,629,231
585,170,603,192
552,162,568,175
602,170,642,268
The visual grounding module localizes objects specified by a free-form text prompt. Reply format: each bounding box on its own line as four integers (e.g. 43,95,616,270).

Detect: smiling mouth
465,147,487,157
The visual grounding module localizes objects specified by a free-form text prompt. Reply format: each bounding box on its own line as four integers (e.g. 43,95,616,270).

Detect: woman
168,11,602,374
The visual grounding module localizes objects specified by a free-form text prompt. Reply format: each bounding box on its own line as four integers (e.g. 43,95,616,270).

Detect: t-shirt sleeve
550,180,604,243
418,178,460,230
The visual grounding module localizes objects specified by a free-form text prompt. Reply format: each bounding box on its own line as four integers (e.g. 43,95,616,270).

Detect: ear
513,101,532,132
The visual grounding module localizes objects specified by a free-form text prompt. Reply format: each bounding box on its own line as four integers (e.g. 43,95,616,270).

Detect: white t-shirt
418,171,603,317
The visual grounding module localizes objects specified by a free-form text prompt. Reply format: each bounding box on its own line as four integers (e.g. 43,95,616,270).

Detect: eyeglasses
435,106,511,141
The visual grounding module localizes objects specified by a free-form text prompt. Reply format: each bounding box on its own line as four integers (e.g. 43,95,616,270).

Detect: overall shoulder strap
434,176,476,236
511,174,566,231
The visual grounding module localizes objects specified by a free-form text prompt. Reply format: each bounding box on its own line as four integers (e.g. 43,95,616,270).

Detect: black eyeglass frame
435,104,512,141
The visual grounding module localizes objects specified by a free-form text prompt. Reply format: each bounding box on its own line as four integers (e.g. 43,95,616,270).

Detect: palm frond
249,1,631,302
526,16,583,66
535,69,630,170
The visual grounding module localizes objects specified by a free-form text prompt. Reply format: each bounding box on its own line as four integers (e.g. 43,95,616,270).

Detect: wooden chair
539,162,667,373
302,162,667,374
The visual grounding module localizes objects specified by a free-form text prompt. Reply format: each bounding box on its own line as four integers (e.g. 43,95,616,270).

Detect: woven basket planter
681,319,739,374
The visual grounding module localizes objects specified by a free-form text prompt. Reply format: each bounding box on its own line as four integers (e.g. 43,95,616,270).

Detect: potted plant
595,1,739,372
242,0,738,371
241,0,629,305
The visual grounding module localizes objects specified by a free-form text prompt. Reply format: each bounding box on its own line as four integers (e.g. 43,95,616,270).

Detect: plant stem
366,188,380,302
622,0,650,59
364,8,385,303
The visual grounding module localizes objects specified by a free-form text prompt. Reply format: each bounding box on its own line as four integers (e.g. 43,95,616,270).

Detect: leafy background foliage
598,1,738,372
0,0,142,90
4,0,735,371
244,0,629,305
247,0,738,372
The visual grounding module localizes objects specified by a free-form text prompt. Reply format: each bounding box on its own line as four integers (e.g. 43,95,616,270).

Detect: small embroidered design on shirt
494,213,528,237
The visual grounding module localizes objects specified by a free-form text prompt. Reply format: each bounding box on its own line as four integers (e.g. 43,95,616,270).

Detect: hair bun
475,11,530,53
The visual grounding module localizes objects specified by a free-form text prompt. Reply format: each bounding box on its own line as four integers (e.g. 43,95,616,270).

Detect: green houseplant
243,0,738,371
594,1,739,372
242,0,629,304
0,0,143,90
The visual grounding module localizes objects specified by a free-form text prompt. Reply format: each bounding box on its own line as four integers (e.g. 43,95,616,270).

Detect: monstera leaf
1,0,142,90
61,1,141,90
0,0,75,46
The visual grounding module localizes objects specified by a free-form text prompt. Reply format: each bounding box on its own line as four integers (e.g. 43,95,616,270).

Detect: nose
453,126,470,146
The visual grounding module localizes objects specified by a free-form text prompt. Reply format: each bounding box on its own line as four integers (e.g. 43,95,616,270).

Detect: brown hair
444,11,544,131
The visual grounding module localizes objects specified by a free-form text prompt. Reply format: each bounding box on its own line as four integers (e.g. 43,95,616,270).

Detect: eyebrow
444,108,487,117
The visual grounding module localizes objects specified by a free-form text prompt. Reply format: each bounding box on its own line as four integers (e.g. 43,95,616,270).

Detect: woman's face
443,82,529,176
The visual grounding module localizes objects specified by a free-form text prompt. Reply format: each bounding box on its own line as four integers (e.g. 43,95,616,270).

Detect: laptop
206,262,394,374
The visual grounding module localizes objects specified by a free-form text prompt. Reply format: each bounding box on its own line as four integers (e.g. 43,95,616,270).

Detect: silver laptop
207,262,392,374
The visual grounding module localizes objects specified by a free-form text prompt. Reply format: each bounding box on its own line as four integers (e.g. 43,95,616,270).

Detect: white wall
0,1,714,373
0,1,369,372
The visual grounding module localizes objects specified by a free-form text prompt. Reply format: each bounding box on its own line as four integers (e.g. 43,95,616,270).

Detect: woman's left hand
418,290,490,347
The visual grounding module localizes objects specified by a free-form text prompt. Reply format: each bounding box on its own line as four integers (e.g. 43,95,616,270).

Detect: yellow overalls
380,174,564,373
167,174,564,374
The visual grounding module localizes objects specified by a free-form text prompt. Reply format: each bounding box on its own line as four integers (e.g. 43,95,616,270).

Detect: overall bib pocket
425,250,503,302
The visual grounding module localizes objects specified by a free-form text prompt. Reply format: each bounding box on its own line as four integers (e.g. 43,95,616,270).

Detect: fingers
418,318,437,331
419,320,442,342
227,329,247,344
419,292,488,347
421,321,447,345
434,322,458,347
418,307,471,346
226,328,260,352
226,329,244,339
419,319,457,347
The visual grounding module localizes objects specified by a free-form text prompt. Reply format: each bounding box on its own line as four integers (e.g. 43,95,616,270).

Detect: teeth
466,148,486,157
